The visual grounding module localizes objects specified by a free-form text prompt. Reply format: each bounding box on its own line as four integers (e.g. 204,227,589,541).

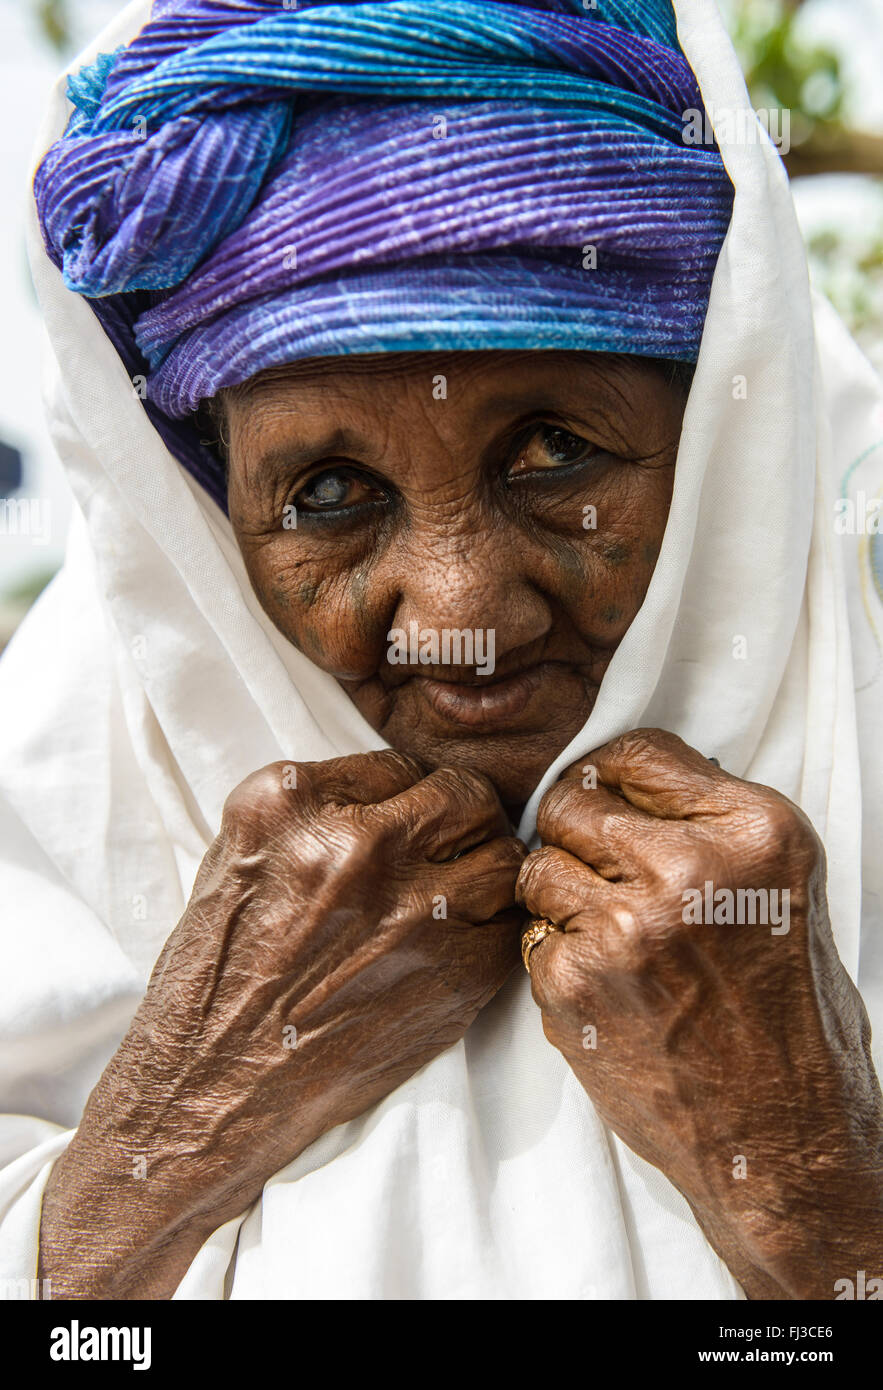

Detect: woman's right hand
38,750,525,1299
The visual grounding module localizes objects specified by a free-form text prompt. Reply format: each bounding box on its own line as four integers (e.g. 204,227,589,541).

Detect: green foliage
34,0,71,54
726,1,882,357
729,0,845,143
2,566,58,607
806,217,883,350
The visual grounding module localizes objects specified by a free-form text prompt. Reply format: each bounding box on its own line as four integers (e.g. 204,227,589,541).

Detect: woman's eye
509,425,598,477
294,468,383,514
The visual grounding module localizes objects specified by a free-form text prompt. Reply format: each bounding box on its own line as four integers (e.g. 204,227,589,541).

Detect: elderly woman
0,0,881,1302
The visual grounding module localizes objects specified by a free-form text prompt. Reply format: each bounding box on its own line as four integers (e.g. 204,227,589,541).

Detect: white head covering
1,0,882,1299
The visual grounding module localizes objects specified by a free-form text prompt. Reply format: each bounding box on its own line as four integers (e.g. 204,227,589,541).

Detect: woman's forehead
228,350,671,406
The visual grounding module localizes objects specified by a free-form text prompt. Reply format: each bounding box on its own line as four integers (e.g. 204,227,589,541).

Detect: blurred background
1,0,882,648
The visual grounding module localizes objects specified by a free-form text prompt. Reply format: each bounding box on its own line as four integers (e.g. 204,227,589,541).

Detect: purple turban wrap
34,0,734,510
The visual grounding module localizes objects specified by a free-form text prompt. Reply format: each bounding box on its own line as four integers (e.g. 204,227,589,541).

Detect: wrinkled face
225,351,687,812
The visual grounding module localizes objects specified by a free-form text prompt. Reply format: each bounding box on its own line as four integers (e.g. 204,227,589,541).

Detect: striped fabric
34,0,733,509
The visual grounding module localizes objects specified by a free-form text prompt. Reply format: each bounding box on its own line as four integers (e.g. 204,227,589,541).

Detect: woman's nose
390,526,553,665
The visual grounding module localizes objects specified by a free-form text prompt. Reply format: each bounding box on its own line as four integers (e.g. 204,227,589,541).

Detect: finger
536,778,652,879
369,765,513,860
578,728,730,820
295,749,426,808
436,835,527,923
516,845,609,927
523,923,571,1005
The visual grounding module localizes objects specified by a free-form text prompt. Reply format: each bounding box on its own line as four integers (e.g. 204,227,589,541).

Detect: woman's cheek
565,520,668,641
271,558,387,680
237,537,334,664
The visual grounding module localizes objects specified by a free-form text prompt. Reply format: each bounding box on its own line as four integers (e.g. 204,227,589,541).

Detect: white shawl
1,0,882,1299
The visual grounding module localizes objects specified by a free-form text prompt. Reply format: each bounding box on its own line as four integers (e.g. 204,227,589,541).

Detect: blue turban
35,0,733,509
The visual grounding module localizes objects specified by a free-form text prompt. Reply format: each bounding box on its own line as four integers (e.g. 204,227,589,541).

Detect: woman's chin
379,685,597,810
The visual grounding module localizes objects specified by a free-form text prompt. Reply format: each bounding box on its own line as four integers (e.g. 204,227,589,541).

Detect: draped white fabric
1,0,881,1299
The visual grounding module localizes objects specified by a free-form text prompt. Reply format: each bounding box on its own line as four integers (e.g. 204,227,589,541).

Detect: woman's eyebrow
471,387,641,455
472,369,642,418
245,421,372,480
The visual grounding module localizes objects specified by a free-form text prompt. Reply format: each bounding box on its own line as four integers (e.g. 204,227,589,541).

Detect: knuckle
515,845,557,904
755,794,795,836
599,909,653,977
487,841,527,886
365,748,425,785
538,778,569,817
606,727,669,763
335,827,377,874
536,780,578,839
472,835,527,881
344,799,399,849
658,842,714,896
595,806,629,845
221,762,303,831
761,794,819,853
738,789,823,869
495,835,529,870
293,816,370,889
432,765,498,808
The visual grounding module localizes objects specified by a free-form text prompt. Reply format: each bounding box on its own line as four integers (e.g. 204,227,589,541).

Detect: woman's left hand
516,728,883,1299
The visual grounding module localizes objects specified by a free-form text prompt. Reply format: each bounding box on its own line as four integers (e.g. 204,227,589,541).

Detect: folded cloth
33,0,733,509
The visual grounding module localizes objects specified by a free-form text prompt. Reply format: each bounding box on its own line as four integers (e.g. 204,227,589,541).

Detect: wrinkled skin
518,730,883,1299
224,350,683,811
40,752,524,1298
39,352,883,1299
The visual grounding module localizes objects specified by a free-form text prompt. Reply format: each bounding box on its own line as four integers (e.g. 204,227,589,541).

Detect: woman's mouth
413,664,552,728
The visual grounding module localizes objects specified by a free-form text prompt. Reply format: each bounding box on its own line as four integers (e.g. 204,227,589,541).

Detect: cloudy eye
295,468,384,514
509,424,599,478
300,471,351,508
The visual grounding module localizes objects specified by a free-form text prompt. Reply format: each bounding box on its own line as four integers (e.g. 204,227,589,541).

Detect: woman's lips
413,664,551,728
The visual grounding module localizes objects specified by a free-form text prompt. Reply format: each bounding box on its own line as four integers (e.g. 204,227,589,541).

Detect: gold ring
521,917,564,974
